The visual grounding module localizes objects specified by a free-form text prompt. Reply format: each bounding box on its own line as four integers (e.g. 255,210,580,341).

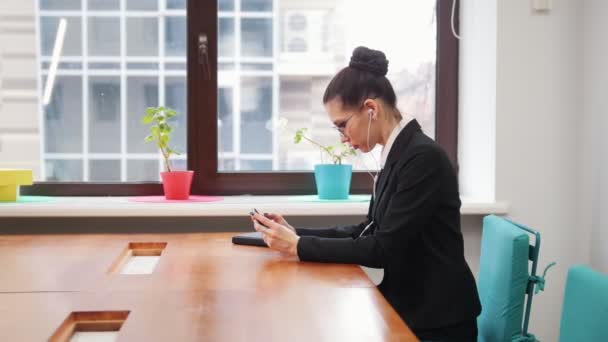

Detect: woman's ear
363,99,379,120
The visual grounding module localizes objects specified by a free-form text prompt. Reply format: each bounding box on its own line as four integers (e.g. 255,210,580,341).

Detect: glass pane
127,63,158,69
279,79,311,112
165,63,186,70
89,0,119,10
241,63,272,71
35,1,188,183
240,77,272,154
40,0,81,10
219,158,235,171
44,76,82,153
127,0,157,11
219,18,235,58
167,0,186,10
127,18,158,56
165,77,187,154
241,19,272,57
218,0,436,172
45,160,83,181
88,17,120,56
218,87,233,153
127,160,159,181
172,159,187,171
241,160,272,171
127,77,158,153
89,160,121,181
242,0,272,12
89,77,121,153
219,0,234,11
39,17,82,56
219,62,235,70
165,17,186,56
89,62,120,69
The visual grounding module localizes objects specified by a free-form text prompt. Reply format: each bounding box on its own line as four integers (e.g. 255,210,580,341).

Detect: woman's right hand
263,212,296,233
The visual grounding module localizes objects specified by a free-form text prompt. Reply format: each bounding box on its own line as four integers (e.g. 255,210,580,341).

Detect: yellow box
0,169,33,201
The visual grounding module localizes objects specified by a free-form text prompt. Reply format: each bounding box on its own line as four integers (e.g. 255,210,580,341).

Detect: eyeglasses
333,112,356,137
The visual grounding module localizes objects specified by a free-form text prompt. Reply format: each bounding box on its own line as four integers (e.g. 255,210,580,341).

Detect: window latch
198,33,211,80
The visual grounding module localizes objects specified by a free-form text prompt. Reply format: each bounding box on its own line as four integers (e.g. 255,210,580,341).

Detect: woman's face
325,98,377,153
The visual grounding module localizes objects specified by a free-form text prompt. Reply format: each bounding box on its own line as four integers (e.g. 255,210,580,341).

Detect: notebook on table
231,232,268,247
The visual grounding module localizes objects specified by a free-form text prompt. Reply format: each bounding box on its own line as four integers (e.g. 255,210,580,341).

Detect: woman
250,46,481,342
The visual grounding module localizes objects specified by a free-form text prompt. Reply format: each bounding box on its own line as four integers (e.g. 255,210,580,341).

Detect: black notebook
231,232,268,247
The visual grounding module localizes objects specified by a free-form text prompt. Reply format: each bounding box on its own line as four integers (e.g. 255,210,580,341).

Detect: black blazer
296,119,481,335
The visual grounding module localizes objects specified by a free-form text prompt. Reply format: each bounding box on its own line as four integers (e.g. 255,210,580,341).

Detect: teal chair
558,265,608,341
477,215,555,342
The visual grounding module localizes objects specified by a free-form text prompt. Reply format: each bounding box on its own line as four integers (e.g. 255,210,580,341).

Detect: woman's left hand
251,212,300,257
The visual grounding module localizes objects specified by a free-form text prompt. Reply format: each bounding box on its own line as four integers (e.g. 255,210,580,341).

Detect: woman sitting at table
250,46,481,342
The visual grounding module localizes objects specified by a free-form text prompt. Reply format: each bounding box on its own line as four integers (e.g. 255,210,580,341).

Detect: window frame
24,0,459,196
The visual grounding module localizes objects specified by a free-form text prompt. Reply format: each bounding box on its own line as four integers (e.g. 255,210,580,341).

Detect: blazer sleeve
295,196,374,238
297,145,442,268
296,220,371,238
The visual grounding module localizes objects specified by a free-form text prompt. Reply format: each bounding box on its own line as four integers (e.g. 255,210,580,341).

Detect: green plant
294,128,356,165
142,106,180,172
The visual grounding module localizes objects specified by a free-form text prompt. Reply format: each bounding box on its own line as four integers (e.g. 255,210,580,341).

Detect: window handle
198,33,211,80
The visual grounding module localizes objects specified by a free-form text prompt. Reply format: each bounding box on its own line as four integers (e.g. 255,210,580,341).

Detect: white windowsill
0,196,508,217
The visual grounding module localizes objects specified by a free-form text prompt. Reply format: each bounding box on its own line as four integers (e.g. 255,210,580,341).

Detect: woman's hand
262,212,296,233
250,212,300,257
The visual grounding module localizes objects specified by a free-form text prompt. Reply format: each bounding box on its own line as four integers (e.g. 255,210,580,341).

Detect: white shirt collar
380,115,414,168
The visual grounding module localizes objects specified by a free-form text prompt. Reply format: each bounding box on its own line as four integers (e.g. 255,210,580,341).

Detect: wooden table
0,233,417,341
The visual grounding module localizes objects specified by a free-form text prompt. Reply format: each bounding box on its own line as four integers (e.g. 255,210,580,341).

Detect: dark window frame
24,0,459,196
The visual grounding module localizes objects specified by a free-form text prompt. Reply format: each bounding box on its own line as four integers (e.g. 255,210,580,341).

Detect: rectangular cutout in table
49,311,130,342
108,242,167,275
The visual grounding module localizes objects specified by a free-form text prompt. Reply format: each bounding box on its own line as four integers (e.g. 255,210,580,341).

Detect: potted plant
142,106,193,200
294,128,356,200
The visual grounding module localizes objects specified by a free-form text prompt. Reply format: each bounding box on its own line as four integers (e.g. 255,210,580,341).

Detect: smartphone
250,208,270,228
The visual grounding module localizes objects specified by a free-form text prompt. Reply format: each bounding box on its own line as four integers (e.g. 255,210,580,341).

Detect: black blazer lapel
383,119,421,168
372,164,392,217
370,119,422,221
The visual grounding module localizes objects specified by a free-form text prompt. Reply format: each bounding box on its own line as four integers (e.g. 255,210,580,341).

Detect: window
190,0,459,195
34,0,187,188
25,0,458,195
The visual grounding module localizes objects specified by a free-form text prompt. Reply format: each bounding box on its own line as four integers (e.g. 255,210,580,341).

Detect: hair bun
348,46,389,77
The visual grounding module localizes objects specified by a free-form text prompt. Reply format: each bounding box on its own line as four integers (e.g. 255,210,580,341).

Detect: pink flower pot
160,171,194,200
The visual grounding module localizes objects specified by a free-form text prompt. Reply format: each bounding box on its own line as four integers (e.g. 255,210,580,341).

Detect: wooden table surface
0,233,418,341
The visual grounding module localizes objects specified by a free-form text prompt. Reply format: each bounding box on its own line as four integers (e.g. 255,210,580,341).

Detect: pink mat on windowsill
127,195,224,203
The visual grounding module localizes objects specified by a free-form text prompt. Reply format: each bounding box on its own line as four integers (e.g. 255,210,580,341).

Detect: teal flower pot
314,164,352,200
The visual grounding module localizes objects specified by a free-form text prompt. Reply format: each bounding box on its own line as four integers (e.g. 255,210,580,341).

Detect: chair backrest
559,265,608,341
477,215,531,342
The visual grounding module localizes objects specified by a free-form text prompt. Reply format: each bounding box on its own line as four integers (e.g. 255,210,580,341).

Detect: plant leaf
160,133,169,147
142,115,154,124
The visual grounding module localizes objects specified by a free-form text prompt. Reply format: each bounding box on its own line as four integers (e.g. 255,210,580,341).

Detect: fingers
263,212,284,224
264,212,280,219
252,219,271,234
262,233,270,247
252,213,278,230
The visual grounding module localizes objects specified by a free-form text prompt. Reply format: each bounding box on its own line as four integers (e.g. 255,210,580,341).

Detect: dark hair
323,46,397,111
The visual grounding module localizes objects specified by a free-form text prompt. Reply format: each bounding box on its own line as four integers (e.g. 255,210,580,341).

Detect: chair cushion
478,215,530,342
559,265,608,342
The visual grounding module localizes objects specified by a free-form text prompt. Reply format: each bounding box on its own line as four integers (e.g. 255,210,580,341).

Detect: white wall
0,0,41,175
496,1,585,341
459,0,496,202
583,0,608,275
460,0,603,341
